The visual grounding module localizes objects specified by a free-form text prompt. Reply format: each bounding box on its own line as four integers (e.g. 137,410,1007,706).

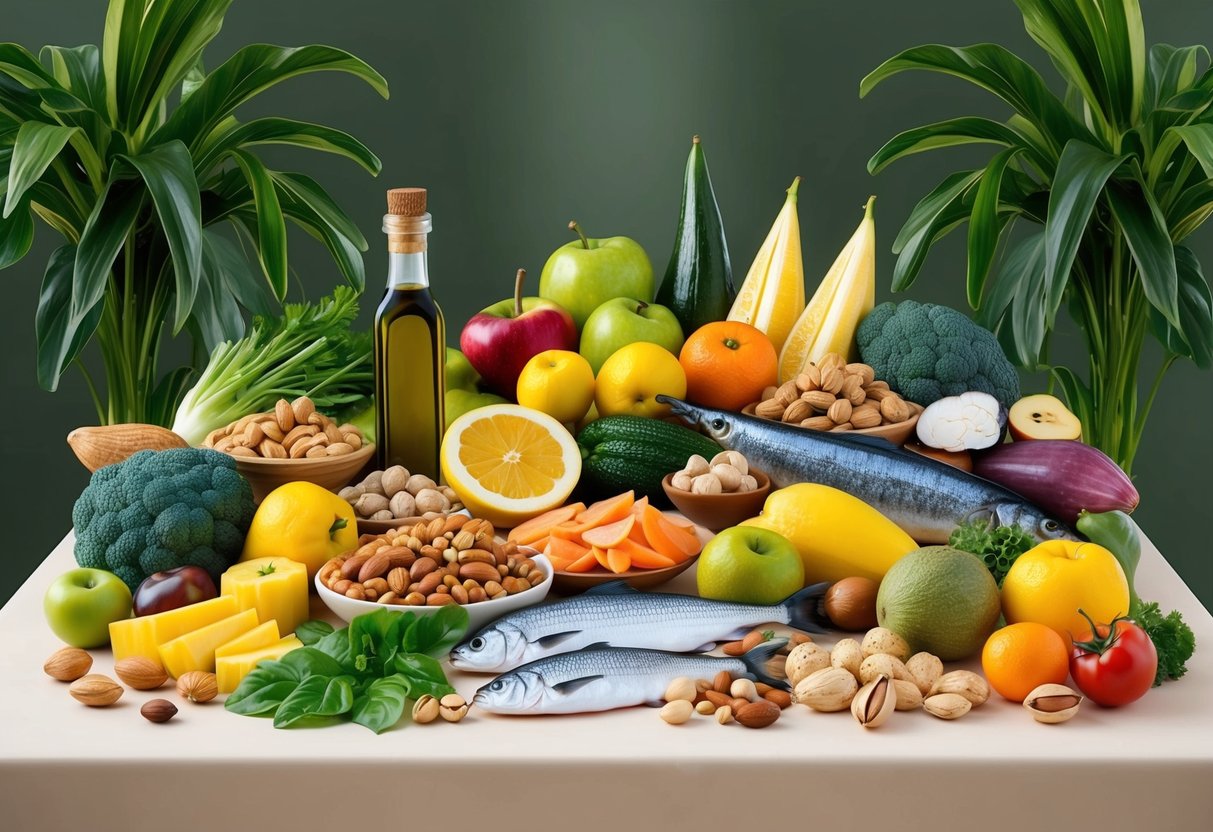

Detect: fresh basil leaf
313,627,354,670
350,675,410,734
225,659,305,715
279,647,348,679
394,653,456,700
295,620,335,646
402,604,469,658
349,607,412,675
273,674,356,728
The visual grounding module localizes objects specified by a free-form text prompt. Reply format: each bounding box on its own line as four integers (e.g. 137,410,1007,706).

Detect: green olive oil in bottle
375,187,445,478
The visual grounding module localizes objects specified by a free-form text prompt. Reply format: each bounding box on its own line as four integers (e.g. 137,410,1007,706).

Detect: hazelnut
406,474,438,495
380,465,410,497
141,698,178,723
414,488,451,515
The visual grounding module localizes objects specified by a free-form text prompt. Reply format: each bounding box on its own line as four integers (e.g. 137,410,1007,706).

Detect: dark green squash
576,415,721,502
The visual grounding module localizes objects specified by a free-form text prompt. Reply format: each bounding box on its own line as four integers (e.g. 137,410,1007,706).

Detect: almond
781,399,812,424
43,647,92,681
703,690,734,708
457,561,501,585
794,372,818,393
880,395,911,423
258,438,288,459
734,699,781,728
774,380,801,407
66,424,188,472
827,398,853,424
275,399,295,432
850,405,882,429
763,689,793,709
291,395,316,425
713,670,733,694
802,390,837,411
755,399,786,420
358,551,392,583
845,363,876,386
341,553,371,581
177,670,218,704
114,656,168,690
70,674,123,706
819,367,844,394
800,416,836,431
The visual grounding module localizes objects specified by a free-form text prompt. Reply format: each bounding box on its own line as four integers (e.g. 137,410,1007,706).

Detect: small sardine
658,395,1077,544
450,580,828,673
473,640,787,715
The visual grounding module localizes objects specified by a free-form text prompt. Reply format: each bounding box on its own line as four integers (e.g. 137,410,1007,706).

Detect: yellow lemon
516,350,596,424
1001,540,1129,640
594,342,687,419
440,404,581,527
241,481,358,579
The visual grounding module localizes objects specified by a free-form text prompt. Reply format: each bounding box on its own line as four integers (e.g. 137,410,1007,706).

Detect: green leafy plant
862,0,1213,473
227,606,469,733
0,0,386,425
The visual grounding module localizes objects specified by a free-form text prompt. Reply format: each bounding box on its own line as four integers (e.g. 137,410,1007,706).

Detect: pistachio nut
860,627,910,661
924,692,972,720
892,678,924,711
1023,683,1083,724
829,638,864,680
795,667,859,712
859,653,912,685
905,652,944,696
785,642,831,686
851,674,896,729
928,669,990,706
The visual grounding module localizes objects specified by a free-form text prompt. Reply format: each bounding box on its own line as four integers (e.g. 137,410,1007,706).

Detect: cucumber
655,134,735,334
576,415,722,502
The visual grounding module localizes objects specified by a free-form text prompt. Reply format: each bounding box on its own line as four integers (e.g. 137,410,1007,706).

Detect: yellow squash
741,483,916,585
778,196,876,382
727,177,805,352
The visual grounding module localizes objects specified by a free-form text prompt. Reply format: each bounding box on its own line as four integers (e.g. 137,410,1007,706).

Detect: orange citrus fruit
980,622,1070,702
679,321,778,410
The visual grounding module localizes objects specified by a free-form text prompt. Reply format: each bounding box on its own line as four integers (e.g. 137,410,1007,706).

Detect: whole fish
473,640,787,715
657,395,1076,543
450,581,828,673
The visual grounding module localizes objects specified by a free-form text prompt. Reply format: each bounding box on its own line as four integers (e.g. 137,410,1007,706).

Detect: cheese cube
216,635,304,693
215,620,280,659
158,609,259,678
109,596,240,662
221,557,309,636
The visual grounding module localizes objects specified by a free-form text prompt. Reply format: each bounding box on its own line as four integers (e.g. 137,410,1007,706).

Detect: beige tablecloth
1,529,1211,832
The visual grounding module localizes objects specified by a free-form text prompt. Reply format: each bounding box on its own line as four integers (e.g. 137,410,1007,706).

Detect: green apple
579,297,685,374
444,348,507,429
539,221,654,330
445,347,481,393
696,527,804,605
445,388,508,430
44,568,133,648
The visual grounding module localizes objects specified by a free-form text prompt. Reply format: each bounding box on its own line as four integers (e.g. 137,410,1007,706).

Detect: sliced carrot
531,536,550,554
605,548,632,574
641,505,702,560
508,503,586,545
563,550,601,573
546,554,572,571
616,538,676,569
549,521,587,544
572,491,635,528
545,536,589,564
628,518,650,544
593,546,612,571
629,495,650,516
582,515,636,549
664,513,696,530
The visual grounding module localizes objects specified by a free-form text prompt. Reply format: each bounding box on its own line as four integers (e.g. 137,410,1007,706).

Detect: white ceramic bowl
314,554,554,631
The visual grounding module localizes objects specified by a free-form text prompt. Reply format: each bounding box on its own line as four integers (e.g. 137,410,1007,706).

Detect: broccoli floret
856,300,1021,408
72,448,255,591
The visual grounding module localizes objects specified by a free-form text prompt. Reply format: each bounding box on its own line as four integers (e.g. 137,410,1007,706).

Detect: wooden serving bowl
551,556,699,594
661,469,771,532
741,402,923,446
230,443,375,502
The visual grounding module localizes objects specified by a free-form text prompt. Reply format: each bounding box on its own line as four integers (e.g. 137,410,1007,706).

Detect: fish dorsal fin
833,432,901,452
582,641,611,651
535,631,582,648
551,675,605,696
583,580,638,596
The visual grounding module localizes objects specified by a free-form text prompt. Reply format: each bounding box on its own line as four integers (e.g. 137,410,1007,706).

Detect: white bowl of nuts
314,515,554,631
339,466,466,535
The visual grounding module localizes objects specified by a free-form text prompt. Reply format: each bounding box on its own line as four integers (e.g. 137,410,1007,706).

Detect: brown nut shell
823,577,880,631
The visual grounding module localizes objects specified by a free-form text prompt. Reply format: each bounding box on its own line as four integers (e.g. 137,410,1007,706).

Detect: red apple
460,269,578,397
133,566,218,617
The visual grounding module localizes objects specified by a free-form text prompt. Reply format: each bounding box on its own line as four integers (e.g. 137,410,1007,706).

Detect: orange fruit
981,622,1070,702
679,321,779,410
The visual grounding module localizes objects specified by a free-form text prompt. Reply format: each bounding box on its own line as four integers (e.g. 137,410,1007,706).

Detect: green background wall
3,0,1211,608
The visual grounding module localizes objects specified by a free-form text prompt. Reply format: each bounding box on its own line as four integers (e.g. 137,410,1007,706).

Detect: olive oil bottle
375,187,445,477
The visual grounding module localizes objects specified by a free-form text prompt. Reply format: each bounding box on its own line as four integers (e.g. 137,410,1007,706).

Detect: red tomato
1069,610,1157,707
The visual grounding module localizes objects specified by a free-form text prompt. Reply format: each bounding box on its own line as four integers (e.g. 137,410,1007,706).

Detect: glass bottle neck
387,250,430,289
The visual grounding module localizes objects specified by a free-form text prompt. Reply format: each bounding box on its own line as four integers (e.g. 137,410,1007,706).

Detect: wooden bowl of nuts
314,515,554,630
203,396,374,501
745,353,923,445
338,466,465,534
661,469,771,532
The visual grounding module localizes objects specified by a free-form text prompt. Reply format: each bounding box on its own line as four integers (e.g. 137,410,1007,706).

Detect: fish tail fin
783,582,831,634
740,638,790,691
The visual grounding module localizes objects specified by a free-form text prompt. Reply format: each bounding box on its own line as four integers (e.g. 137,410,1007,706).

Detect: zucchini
576,415,722,502
655,134,735,334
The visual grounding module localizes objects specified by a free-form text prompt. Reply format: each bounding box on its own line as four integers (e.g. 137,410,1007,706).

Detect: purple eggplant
972,440,1138,524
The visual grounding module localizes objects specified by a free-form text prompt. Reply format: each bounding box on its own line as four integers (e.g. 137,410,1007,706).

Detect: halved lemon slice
440,404,582,528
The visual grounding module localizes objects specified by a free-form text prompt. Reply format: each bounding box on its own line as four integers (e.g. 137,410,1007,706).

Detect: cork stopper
387,187,427,217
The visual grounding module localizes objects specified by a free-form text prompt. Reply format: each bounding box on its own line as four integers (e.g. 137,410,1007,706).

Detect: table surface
3,527,1211,832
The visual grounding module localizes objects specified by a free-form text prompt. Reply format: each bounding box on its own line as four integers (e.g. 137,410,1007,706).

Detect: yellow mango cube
215,620,280,659
221,557,309,636
109,595,240,662
216,635,304,694
158,609,259,678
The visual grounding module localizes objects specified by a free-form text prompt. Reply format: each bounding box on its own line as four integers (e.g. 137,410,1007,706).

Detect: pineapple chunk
215,620,280,659
216,636,304,693
109,596,239,662
158,609,259,678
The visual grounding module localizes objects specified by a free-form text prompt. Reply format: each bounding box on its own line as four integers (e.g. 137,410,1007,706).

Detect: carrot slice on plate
616,538,676,569
593,546,612,571
582,515,636,549
508,503,585,545
629,495,650,516
573,491,635,528
605,548,632,574
563,550,600,573
545,536,588,564
641,505,701,560
549,521,587,544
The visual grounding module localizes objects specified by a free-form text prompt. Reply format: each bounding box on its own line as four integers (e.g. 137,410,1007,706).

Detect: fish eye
711,418,725,430
469,637,485,651
490,680,504,691
1043,519,1059,533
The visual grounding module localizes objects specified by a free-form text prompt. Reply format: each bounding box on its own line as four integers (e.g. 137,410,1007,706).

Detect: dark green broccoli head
856,300,1021,408
73,448,255,591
